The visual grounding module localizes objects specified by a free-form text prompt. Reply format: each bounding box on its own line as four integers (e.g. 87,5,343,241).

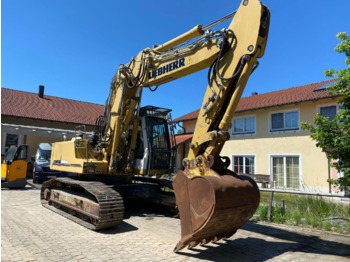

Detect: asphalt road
1,182,350,262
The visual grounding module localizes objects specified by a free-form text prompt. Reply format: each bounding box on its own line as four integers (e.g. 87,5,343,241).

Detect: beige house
2,81,344,195
173,79,344,195
1,86,103,161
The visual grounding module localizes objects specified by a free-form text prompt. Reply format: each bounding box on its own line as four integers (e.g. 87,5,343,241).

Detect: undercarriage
41,176,176,230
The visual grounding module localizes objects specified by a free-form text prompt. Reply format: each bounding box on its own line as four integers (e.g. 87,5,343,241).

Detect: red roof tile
1,88,104,125
173,79,338,122
173,109,200,123
174,134,193,146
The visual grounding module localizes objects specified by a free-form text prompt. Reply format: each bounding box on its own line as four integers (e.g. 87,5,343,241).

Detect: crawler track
41,178,124,230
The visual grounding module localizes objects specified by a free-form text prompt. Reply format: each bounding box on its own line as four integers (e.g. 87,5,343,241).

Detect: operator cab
133,106,176,176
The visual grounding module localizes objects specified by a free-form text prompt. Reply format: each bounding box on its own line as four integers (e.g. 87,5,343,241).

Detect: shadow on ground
176,221,350,261
122,200,178,219
97,201,176,235
1,183,38,191
98,221,138,235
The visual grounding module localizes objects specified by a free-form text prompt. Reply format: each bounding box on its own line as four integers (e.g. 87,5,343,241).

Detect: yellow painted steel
1,160,27,182
50,138,108,174
154,25,204,53
1,164,8,180
188,0,267,159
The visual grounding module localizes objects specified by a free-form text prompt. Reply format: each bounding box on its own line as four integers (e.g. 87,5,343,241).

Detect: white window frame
269,108,300,134
269,154,302,190
231,154,257,175
231,115,256,136
317,102,345,121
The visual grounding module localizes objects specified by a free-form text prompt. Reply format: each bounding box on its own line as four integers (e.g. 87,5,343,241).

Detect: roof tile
174,134,193,146
1,88,104,125
173,79,338,122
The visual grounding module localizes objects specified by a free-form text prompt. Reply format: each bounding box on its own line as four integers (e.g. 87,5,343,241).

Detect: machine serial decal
52,160,81,167
149,58,185,79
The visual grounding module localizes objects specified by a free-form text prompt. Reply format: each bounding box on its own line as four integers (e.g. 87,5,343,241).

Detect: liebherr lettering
149,58,185,79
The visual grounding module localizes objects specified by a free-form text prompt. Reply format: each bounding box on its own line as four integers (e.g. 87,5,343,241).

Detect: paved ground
1,183,350,262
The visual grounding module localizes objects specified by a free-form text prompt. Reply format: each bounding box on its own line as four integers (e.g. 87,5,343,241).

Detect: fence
260,189,349,221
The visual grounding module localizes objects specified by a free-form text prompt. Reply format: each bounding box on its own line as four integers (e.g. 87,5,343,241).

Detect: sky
2,0,350,120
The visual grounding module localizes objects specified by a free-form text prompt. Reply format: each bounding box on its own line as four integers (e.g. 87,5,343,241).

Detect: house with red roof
173,79,344,195
1,86,104,160
1,80,344,194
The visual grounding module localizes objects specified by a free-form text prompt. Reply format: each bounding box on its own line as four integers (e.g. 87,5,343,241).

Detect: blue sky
2,0,350,119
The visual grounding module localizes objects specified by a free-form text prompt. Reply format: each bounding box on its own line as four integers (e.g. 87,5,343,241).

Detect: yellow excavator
41,0,270,252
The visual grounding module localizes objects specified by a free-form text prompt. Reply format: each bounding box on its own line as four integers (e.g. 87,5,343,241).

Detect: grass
255,192,350,233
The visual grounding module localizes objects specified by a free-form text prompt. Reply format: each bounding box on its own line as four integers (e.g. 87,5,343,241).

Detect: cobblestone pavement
2,184,350,262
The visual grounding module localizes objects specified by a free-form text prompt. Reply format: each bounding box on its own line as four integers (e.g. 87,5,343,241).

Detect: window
320,106,336,120
4,147,18,161
134,131,145,159
36,148,51,161
232,116,255,135
319,104,345,121
145,116,170,170
270,110,299,132
271,155,300,189
232,155,255,174
4,145,28,162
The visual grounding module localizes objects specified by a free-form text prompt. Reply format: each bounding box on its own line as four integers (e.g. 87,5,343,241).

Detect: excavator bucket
173,170,259,252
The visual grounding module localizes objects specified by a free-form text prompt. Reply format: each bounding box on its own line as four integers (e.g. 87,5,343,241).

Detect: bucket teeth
174,242,186,253
187,241,199,249
212,236,220,243
200,239,207,246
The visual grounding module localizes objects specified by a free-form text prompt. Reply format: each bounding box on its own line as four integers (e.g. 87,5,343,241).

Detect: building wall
176,121,196,171
176,97,340,194
221,98,339,193
1,116,95,162
176,142,190,171
182,121,196,134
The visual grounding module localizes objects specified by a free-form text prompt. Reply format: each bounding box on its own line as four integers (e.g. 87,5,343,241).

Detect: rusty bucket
173,170,260,252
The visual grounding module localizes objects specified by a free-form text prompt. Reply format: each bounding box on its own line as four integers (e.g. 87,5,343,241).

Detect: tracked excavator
41,0,270,252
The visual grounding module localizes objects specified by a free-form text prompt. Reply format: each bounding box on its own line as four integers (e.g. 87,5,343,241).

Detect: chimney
39,85,45,98
252,91,258,96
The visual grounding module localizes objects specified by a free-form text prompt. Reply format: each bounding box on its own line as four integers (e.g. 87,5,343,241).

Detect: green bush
255,193,350,233
344,221,350,233
256,205,268,221
323,220,332,231
272,207,286,223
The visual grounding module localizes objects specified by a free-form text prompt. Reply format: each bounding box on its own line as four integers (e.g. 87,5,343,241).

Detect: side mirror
31,155,36,162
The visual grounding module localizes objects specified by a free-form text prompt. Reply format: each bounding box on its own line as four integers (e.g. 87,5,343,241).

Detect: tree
300,32,350,194
176,129,183,135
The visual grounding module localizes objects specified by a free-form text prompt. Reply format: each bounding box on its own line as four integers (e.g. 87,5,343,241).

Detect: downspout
326,152,331,194
182,143,186,171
